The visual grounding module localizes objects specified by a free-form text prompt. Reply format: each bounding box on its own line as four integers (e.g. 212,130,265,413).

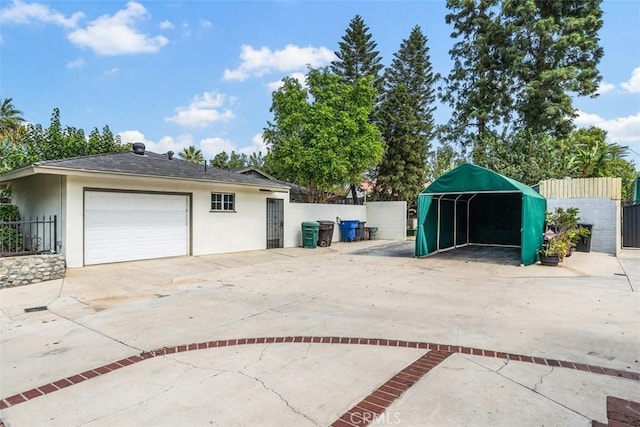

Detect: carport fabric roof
415,163,546,266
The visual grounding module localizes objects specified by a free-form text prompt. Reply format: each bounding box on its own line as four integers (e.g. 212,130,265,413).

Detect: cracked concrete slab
471,354,640,424
372,353,593,426
1,242,639,425
0,307,135,398
1,344,426,427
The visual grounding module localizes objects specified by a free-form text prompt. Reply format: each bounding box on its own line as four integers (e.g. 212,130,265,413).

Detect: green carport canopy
415,163,546,266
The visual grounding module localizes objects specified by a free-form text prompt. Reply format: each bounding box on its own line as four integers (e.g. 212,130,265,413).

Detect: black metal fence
623,205,640,248
0,215,57,256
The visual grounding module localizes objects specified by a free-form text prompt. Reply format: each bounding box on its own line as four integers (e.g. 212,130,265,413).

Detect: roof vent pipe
132,142,145,155
167,151,174,160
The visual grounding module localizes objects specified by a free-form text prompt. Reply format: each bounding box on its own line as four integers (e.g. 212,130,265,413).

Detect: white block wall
284,201,408,247
366,201,407,241
546,198,620,255
284,204,366,247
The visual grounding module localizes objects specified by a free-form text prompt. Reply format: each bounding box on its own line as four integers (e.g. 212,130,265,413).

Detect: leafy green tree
0,98,25,146
331,14,384,203
2,108,127,172
473,130,560,185
426,142,465,183
264,67,383,202
178,145,204,164
210,151,230,169
374,26,438,202
248,151,265,168
564,127,636,198
210,151,264,169
227,151,248,168
473,127,636,198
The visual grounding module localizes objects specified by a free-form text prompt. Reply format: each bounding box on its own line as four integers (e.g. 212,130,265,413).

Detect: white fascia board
21,165,290,192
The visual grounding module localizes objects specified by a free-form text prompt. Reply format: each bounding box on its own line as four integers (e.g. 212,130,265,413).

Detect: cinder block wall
546,198,619,254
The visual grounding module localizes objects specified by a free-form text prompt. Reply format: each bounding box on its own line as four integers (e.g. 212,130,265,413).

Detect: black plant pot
539,252,560,266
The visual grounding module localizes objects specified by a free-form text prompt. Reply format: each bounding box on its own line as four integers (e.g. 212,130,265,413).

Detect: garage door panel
84,191,189,265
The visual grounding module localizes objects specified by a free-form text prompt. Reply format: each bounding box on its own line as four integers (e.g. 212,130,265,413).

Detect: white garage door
84,191,189,265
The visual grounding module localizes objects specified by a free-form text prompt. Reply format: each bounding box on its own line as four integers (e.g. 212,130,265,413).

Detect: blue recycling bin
339,220,359,242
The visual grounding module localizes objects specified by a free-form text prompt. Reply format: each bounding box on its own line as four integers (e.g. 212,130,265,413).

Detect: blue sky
1,0,639,165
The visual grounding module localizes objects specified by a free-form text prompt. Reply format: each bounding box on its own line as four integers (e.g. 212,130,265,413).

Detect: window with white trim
211,192,235,212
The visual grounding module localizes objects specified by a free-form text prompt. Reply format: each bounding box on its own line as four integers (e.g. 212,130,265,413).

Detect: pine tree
374,26,437,202
331,14,384,202
442,0,605,158
504,0,604,137
441,0,512,158
331,15,384,93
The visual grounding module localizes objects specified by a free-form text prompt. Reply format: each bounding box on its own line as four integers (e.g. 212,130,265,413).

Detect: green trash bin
301,222,319,248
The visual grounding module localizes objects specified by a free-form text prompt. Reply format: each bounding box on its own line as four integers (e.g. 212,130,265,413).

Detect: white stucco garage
0,146,290,267
83,191,190,265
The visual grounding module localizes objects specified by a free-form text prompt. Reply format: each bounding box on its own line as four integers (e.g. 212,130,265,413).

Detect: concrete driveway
1,241,639,426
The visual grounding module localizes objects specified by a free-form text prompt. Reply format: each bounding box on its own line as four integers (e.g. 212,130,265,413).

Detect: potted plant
540,207,589,265
539,236,569,266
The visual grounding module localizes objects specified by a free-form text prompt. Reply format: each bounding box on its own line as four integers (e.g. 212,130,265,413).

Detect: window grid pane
211,193,234,211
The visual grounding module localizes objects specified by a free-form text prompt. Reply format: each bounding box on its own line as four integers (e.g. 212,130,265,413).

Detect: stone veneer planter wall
0,254,65,288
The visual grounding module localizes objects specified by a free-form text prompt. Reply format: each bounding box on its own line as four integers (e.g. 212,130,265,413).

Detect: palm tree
178,145,204,163
0,98,25,145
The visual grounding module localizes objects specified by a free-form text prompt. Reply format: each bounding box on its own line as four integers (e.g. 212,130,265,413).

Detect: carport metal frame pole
436,195,442,252
467,193,477,245
453,194,462,248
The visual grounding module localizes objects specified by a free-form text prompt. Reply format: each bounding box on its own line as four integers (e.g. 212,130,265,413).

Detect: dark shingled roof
33,151,289,189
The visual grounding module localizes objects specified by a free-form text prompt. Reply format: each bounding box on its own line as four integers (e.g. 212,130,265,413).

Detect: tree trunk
350,184,360,205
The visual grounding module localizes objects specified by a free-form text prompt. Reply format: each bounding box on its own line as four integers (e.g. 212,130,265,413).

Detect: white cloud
118,130,194,155
66,58,84,69
0,0,83,28
118,131,267,161
119,130,149,145
165,91,235,127
621,67,640,94
224,44,335,81
575,110,640,144
159,20,174,29
239,133,268,155
574,110,604,126
200,137,234,159
596,81,615,95
104,67,119,76
67,1,168,56
267,72,307,92
200,19,212,28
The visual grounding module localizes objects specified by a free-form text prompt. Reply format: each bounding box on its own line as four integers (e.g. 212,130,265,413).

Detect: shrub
0,204,23,253
0,204,20,221
0,226,23,253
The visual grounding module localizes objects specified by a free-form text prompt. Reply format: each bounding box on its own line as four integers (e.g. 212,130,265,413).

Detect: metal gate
266,198,284,249
623,204,640,248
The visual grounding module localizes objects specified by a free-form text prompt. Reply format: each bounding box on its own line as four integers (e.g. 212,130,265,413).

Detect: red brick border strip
331,351,452,427
592,396,640,427
1,337,638,411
